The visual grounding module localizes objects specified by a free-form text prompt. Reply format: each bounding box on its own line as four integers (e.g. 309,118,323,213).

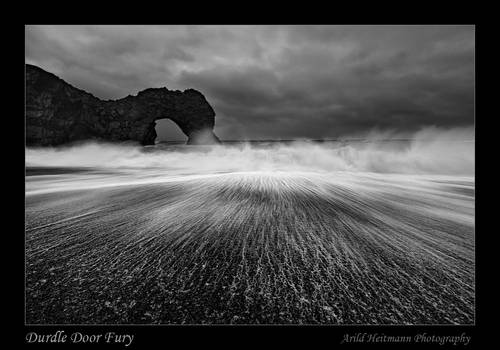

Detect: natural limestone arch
25,64,221,146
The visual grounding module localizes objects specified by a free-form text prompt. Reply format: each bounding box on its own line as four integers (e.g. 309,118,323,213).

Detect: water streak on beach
25,130,475,324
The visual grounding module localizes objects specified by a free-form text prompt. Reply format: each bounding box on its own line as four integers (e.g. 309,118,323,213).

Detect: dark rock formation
25,64,221,146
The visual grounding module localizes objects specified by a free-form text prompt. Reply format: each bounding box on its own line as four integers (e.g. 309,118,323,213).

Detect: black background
7,5,490,348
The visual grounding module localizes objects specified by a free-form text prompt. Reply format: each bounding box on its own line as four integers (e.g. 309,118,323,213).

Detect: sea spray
26,126,474,176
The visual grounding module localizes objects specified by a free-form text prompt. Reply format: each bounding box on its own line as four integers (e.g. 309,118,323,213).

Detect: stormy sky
25,25,475,141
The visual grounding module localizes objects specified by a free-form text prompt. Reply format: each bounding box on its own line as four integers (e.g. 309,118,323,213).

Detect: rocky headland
26,64,221,146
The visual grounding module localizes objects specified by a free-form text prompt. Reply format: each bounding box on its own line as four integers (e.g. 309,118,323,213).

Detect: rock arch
25,64,221,146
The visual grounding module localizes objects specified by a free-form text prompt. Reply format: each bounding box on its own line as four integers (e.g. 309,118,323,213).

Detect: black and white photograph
24,24,475,331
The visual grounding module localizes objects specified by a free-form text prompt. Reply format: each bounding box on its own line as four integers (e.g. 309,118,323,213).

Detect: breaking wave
26,126,474,176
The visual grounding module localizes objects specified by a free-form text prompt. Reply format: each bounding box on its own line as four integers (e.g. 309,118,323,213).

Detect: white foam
26,126,474,176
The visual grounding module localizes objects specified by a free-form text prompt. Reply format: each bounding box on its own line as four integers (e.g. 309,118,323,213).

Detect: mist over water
26,126,474,176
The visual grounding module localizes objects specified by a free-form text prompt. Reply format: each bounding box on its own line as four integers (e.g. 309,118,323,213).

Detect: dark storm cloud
25,25,474,140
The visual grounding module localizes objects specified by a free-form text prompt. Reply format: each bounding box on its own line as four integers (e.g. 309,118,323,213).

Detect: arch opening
154,118,187,144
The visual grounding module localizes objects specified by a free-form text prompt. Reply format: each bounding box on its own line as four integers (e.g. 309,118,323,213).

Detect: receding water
25,126,475,324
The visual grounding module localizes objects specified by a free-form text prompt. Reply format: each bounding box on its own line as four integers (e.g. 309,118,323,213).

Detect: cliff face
25,64,221,146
